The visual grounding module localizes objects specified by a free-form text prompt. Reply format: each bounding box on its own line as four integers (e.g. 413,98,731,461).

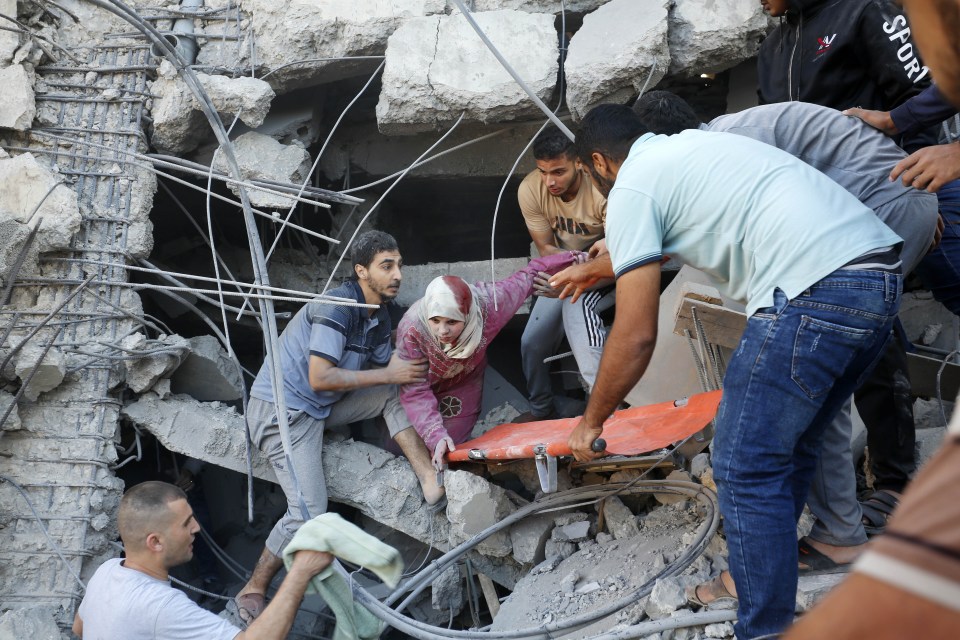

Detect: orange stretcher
448,390,722,462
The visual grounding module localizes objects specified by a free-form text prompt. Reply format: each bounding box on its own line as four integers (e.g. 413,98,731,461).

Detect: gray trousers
248,385,408,556
805,192,935,546
806,399,869,546
521,289,612,417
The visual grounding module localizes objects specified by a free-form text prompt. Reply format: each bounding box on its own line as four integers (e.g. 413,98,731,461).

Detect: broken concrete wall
667,0,767,76
564,0,670,120
377,10,559,134
150,61,276,155
202,0,448,93
0,65,35,131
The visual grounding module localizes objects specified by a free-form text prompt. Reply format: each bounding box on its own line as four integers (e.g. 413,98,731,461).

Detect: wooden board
447,391,722,462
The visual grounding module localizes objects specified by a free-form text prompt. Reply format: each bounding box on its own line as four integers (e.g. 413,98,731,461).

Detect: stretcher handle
591,438,606,453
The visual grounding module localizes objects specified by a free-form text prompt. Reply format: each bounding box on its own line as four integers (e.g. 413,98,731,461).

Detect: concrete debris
644,577,687,619
12,342,65,401
377,10,558,134
544,538,578,562
121,333,190,394
150,61,276,154
689,453,710,480
121,392,276,481
0,606,62,640
223,0,448,93
920,322,943,345
431,564,465,614
564,0,670,120
211,132,312,209
667,0,767,76
466,0,613,11
602,496,641,540
169,335,243,402
0,0,16,64
0,65,35,131
0,153,81,253
654,470,694,505
445,468,516,557
552,519,591,542
704,621,735,638
0,390,20,430
795,572,846,611
508,513,554,565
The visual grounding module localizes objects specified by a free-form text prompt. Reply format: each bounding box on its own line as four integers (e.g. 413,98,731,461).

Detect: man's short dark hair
632,91,702,135
118,481,187,548
575,104,649,167
533,126,576,161
350,230,399,274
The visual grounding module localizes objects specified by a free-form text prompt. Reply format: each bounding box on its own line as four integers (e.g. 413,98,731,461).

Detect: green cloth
283,513,403,640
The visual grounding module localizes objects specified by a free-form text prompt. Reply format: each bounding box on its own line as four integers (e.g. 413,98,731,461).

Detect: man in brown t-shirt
516,126,612,420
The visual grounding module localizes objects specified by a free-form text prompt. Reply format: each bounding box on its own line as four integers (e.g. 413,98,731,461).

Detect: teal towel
283,513,403,640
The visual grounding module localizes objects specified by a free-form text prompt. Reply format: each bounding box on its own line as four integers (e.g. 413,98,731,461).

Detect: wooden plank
673,298,747,350
477,573,501,620
674,299,960,401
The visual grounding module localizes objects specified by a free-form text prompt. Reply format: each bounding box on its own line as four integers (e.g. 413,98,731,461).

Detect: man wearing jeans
558,105,902,638
232,230,434,624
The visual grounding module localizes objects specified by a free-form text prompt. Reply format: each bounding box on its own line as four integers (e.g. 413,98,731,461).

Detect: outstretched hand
891,142,960,193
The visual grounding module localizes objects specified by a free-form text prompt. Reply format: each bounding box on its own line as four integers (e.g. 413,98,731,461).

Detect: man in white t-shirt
73,481,331,640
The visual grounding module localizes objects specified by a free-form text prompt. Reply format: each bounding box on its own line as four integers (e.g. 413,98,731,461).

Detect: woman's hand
432,436,456,471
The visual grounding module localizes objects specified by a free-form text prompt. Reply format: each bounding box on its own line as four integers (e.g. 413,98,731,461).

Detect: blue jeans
712,269,901,639
914,179,960,315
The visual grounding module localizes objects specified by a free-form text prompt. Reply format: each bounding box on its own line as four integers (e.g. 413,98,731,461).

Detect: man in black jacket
758,0,936,151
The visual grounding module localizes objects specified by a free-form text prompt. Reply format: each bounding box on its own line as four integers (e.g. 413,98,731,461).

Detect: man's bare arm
72,614,83,638
309,352,426,393
527,227,566,257
568,263,660,461
236,551,333,640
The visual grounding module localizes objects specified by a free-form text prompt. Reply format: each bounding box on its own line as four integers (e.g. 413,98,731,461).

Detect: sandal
685,573,738,609
233,592,265,626
860,489,900,536
797,538,851,576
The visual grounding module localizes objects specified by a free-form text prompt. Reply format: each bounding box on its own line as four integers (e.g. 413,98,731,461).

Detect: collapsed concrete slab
320,121,557,182
0,65,35,131
150,61,276,155
0,153,81,253
169,335,243,402
565,0,670,120
211,132,312,209
377,10,558,134
446,469,516,558
667,0,767,76
0,0,18,65
203,0,447,93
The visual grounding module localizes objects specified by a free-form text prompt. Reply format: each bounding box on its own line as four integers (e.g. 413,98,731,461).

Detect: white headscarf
417,275,483,360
